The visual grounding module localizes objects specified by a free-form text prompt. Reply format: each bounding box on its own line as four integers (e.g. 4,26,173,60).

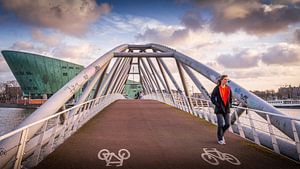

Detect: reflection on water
0,106,299,137
277,108,300,119
0,108,34,135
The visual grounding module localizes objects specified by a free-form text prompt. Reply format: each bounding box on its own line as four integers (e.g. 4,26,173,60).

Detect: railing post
189,96,197,116
207,101,215,124
182,94,189,113
80,106,88,126
13,128,29,169
234,108,245,138
76,107,86,130
190,97,195,116
173,94,176,108
200,100,207,120
178,94,183,110
30,121,48,167
73,101,92,132
194,98,200,118
45,116,60,156
291,119,300,161
65,108,77,138
182,95,188,112
266,114,280,154
58,111,70,145
247,109,261,145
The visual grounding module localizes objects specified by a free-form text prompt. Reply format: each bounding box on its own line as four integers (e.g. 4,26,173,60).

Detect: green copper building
1,50,142,99
124,80,142,99
1,50,84,99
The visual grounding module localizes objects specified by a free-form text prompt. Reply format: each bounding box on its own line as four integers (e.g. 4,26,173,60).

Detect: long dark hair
217,75,228,86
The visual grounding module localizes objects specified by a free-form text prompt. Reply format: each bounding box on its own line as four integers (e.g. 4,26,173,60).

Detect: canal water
0,108,34,135
0,107,300,136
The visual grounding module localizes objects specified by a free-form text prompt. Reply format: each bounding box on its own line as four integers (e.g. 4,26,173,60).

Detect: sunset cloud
135,27,188,45
295,29,300,44
185,0,300,35
10,41,34,51
1,0,111,36
136,10,207,45
31,29,62,46
9,41,49,55
181,10,205,31
52,43,97,65
261,43,300,65
0,57,10,73
217,49,261,69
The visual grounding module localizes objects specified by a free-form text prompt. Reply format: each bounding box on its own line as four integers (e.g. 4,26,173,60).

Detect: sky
0,0,300,92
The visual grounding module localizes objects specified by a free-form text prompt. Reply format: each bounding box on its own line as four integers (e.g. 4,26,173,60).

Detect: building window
26,72,32,75
19,72,24,75
76,67,80,69
29,79,32,82
63,73,68,76
62,66,67,69
33,87,38,90
69,67,74,69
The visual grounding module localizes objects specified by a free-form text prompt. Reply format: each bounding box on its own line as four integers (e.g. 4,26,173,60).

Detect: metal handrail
188,96,300,121
0,93,124,169
0,95,107,141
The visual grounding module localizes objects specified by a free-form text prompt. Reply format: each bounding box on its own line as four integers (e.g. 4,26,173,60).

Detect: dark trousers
216,113,230,141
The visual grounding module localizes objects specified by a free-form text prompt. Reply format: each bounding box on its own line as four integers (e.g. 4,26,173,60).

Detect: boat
267,99,300,108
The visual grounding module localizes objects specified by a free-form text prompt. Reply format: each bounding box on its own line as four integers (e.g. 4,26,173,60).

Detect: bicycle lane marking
98,149,131,167
201,148,241,166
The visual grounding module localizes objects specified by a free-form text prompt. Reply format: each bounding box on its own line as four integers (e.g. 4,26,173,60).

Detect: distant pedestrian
135,92,140,99
211,75,232,145
139,91,144,99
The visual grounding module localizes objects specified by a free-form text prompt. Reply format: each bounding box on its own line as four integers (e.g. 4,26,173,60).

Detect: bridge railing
0,94,124,169
143,92,300,162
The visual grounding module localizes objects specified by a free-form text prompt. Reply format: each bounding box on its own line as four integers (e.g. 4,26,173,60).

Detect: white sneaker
217,140,225,145
222,137,226,144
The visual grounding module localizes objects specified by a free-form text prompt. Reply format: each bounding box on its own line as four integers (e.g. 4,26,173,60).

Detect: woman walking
211,75,232,145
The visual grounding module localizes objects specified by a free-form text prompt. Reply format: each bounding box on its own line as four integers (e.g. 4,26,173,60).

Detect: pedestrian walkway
34,100,299,169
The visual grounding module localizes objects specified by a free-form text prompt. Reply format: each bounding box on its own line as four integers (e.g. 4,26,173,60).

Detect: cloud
216,43,300,69
0,53,18,82
7,40,98,66
295,29,300,44
52,43,97,65
261,43,300,65
135,19,189,45
135,27,189,45
136,10,207,45
221,63,299,81
1,0,111,36
31,29,62,46
10,41,34,51
99,14,165,33
0,56,10,73
223,69,266,79
181,10,205,31
195,40,222,49
9,41,49,54
185,0,300,35
217,49,261,69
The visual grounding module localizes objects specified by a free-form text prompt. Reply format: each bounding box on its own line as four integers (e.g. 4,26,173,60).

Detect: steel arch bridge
0,43,300,168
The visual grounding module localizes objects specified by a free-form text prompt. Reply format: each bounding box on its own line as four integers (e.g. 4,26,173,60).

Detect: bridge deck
34,100,298,169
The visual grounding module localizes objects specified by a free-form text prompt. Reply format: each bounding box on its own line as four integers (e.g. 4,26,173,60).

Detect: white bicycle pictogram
201,148,241,166
98,149,130,167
